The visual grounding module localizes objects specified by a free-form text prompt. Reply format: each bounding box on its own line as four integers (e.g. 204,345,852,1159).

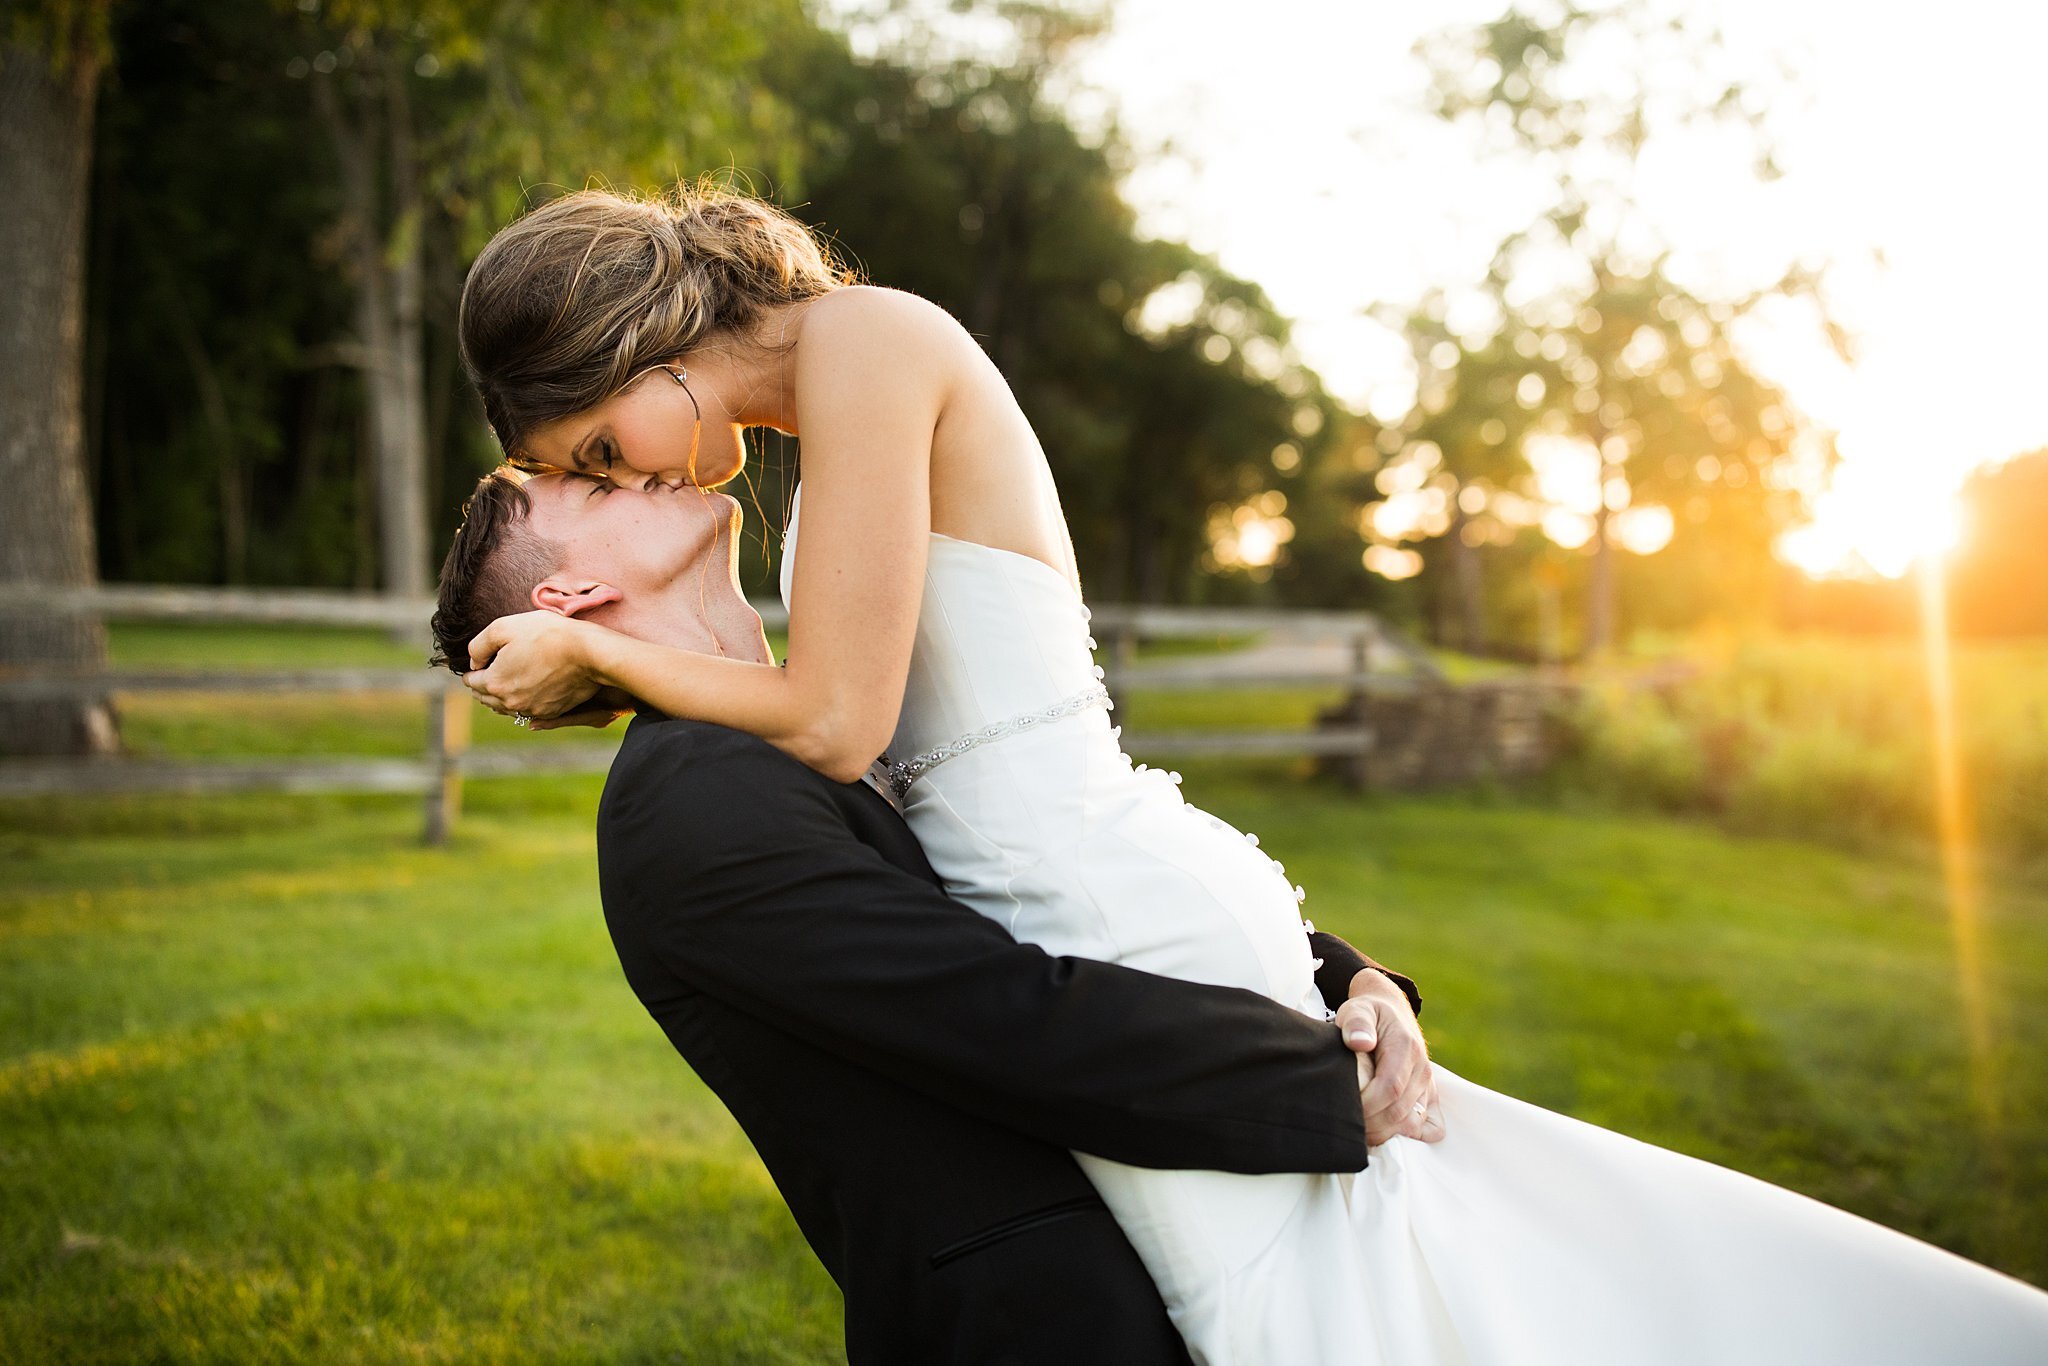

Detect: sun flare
1778,469,1965,580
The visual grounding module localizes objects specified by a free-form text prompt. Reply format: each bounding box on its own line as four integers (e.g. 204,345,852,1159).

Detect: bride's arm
469,290,956,783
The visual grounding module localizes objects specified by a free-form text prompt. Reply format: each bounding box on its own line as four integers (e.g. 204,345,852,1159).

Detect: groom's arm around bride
598,711,1427,1364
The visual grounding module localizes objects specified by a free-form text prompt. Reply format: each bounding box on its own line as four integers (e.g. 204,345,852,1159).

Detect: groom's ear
530,579,625,618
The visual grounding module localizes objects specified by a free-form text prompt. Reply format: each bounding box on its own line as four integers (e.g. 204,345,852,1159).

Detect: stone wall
1315,680,1574,791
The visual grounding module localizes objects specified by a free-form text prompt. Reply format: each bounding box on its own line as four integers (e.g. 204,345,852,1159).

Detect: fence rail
0,668,448,701
2,583,1444,838
18,583,438,629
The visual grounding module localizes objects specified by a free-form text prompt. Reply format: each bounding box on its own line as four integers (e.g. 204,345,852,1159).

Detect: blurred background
4,0,2044,1358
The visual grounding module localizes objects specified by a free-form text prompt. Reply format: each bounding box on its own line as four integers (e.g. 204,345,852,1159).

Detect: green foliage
1349,0,1839,653
91,0,388,587
83,0,1326,609
86,0,811,590
4,0,115,73
763,13,1331,604
303,0,813,255
1553,637,2048,858
1560,682,1708,812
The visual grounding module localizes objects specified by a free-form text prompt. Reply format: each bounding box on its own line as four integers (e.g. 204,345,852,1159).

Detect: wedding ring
1412,1100,1428,1117
513,713,532,728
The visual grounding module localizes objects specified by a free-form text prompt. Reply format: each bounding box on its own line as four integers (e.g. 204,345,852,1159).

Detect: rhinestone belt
880,684,1113,798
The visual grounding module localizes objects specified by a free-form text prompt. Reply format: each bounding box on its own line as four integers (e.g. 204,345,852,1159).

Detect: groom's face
518,471,731,603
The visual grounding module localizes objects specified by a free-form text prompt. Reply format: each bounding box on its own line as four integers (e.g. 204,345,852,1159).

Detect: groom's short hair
430,467,564,674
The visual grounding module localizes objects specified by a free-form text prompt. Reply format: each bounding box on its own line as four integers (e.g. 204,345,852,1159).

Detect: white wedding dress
781,488,2048,1365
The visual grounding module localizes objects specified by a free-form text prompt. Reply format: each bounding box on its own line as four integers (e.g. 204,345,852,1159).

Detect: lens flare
1917,552,2001,1154
1780,470,1964,579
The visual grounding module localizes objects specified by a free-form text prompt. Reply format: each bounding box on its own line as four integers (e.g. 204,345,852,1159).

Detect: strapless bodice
777,483,1325,1014
778,488,1108,769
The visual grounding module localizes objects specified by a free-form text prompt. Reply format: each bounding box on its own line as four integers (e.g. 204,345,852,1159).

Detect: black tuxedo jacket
597,714,1420,1365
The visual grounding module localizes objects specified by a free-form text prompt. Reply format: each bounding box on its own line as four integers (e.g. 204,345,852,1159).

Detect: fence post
422,684,471,845
1343,626,1374,792
1101,619,1137,725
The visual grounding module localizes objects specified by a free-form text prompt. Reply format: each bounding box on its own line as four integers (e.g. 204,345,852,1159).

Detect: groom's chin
598,603,734,660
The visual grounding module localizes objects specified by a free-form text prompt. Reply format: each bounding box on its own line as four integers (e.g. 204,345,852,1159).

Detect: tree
290,0,811,600
772,4,1329,602
90,0,367,589
77,0,1322,614
0,3,119,756
1949,450,2048,637
1364,304,1560,652
80,0,810,598
1778,448,2048,639
1405,0,1838,654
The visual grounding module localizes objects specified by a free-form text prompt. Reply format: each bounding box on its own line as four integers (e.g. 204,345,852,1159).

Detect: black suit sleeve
598,720,1369,1175
1309,931,1423,1020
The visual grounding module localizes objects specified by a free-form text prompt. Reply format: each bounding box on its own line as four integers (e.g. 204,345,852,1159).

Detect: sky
1048,0,2048,577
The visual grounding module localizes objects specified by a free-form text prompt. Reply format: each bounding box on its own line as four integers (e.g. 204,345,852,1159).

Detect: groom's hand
1337,969,1444,1146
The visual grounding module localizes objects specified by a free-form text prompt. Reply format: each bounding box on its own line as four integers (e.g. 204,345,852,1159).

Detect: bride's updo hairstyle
459,176,859,463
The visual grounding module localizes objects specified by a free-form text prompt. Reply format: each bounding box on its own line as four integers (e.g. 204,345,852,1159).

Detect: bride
455,181,2048,1363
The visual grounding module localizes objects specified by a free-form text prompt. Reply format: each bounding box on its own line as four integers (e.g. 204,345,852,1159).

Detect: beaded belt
879,683,1113,798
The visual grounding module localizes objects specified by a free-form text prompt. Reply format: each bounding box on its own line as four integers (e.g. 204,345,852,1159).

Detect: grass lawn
6,774,2045,1362
3,626,2044,1359
2,779,840,1363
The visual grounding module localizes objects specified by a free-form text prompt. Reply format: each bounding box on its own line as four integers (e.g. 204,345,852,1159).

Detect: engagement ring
514,713,532,728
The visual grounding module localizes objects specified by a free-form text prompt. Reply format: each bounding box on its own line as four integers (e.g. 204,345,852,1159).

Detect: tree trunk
314,50,431,611
1587,499,1614,655
1448,499,1485,654
378,63,430,601
159,277,245,581
1129,499,1164,604
1585,423,1619,655
0,34,119,756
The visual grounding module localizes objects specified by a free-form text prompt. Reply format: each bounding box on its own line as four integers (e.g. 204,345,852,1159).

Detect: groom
433,468,1437,1364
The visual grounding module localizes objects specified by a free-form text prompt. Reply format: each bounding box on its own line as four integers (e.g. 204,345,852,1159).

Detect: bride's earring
666,365,703,484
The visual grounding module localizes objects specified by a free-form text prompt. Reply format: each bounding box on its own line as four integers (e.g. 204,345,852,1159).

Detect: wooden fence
0,586,535,844
0,585,1450,842
1091,605,1441,777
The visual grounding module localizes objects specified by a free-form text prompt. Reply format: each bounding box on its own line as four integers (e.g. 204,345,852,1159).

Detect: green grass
1122,686,1346,732
1203,775,2048,1278
106,622,426,671
5,624,2045,1358
1,783,840,1363
7,780,2046,1362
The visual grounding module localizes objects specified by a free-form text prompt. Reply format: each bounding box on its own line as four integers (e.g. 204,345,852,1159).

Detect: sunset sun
1779,466,1966,579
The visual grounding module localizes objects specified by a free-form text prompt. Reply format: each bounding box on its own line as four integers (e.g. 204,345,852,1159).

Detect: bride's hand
1338,973,1444,1145
464,611,606,721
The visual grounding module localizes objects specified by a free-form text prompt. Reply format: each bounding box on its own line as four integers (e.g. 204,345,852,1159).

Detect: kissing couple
430,182,2048,1364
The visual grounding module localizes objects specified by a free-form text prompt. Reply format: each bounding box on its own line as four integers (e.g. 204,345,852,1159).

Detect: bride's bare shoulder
800,284,973,353
791,286,973,435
